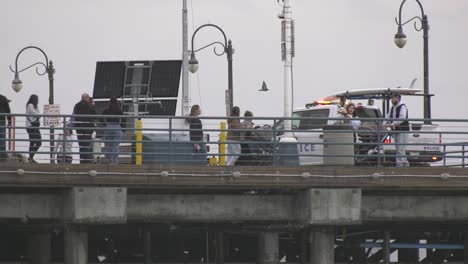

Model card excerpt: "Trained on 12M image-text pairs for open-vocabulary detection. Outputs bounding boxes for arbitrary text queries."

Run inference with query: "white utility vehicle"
[274,88,443,166]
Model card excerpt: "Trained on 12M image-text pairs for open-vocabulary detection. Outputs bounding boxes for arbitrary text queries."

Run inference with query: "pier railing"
[0,113,467,167]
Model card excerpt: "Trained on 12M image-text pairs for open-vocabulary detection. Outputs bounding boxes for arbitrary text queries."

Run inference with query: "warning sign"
[43,104,61,127]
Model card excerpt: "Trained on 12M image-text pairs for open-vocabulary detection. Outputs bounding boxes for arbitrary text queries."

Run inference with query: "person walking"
[72,93,95,164]
[102,96,124,164]
[0,94,12,161]
[188,105,207,163]
[238,110,254,165]
[386,93,410,167]
[25,94,41,163]
[226,106,241,166]
[53,125,73,163]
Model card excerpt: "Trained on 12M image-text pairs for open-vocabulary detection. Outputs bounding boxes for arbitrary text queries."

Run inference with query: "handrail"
[0,113,467,167]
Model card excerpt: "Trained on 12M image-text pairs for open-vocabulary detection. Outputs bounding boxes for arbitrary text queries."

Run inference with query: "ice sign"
[43,104,61,127]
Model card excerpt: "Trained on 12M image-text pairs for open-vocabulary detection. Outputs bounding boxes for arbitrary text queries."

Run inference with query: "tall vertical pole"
[281,0,295,141]
[422,14,431,124]
[227,40,234,115]
[181,0,190,117]
[48,61,55,164]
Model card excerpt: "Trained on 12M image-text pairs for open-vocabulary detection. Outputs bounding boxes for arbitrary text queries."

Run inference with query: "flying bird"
[259,81,269,92]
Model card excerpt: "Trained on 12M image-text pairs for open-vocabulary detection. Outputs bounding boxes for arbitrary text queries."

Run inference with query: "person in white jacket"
[25,94,41,163]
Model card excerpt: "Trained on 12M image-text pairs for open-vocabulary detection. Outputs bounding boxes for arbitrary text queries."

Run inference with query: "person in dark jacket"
[72,93,95,164]
[102,96,124,164]
[188,105,206,163]
[226,106,241,166]
[0,95,12,161]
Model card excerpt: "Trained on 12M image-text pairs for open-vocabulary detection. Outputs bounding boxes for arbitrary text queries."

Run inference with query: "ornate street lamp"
[10,46,56,163]
[394,0,431,124]
[188,24,234,115]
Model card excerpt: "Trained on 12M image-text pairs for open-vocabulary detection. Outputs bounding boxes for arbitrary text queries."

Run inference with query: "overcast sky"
[1,0,468,119]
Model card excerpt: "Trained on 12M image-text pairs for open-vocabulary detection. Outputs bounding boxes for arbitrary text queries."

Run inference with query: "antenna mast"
[181,0,190,116]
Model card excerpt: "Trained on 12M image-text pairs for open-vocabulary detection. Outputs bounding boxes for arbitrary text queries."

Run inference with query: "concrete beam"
[128,194,294,222]
[0,194,61,219]
[362,195,468,221]
[64,187,127,224]
[5,191,468,224]
[297,189,361,225]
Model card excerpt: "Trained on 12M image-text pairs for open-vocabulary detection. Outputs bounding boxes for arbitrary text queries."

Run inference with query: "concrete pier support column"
[398,238,419,263]
[215,231,224,264]
[28,232,51,264]
[383,231,390,264]
[298,229,308,264]
[64,226,88,264]
[310,228,334,264]
[464,231,468,264]
[144,229,151,264]
[258,232,279,264]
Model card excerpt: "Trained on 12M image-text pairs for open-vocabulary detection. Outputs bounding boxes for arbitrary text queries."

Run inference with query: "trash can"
[323,125,355,166]
[142,133,197,164]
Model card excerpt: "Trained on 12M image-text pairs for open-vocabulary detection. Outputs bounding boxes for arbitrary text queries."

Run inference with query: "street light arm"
[396,0,426,27]
[193,41,227,56]
[395,15,424,31]
[9,45,50,75]
[9,62,48,75]
[190,24,228,54]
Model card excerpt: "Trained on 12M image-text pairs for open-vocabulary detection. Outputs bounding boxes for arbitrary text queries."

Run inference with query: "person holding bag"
[25,94,41,163]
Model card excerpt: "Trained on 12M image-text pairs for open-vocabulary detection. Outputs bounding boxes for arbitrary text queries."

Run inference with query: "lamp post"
[10,46,55,163]
[188,24,234,116]
[394,0,431,124]
[278,0,296,141]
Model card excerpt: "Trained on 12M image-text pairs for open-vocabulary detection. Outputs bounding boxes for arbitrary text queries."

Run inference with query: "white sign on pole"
[43,104,61,127]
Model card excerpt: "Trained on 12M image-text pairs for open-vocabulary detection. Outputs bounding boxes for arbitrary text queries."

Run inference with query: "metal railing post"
[168,117,173,165]
[273,119,278,167]
[219,121,227,166]
[377,120,382,167]
[463,145,466,168]
[443,144,447,167]
[8,116,16,155]
[136,118,143,166]
[61,116,66,163]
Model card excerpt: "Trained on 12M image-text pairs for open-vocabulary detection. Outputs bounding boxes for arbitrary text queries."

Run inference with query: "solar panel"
[92,61,126,99]
[93,60,181,99]
[149,61,181,97]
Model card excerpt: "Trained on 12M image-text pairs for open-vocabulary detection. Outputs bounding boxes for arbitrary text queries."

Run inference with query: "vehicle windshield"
[355,107,381,119]
[273,109,330,132]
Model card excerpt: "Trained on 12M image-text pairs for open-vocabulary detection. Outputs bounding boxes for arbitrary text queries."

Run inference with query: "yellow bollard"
[219,121,227,166]
[209,156,218,166]
[136,119,143,165]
